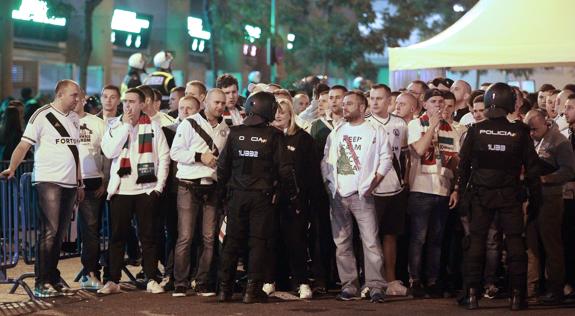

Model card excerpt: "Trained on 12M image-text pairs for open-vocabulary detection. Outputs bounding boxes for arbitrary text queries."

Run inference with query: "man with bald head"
[2,79,84,297]
[394,92,418,123]
[525,109,575,304]
[170,88,229,297]
[451,80,472,122]
[293,93,310,114]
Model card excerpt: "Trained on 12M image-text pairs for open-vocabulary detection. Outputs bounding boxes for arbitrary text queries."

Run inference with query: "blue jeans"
[330,193,386,295]
[174,185,218,287]
[408,192,449,284]
[35,182,77,287]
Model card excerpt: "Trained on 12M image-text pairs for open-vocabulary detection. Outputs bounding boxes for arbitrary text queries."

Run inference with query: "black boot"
[217,281,233,303]
[243,280,267,304]
[510,289,528,311]
[460,288,479,310]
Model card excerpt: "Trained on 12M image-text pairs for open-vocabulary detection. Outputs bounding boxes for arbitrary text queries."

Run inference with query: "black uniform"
[217,124,297,284]
[458,115,541,294]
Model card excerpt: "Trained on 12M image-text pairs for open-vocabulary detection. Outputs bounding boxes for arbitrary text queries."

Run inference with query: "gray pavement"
[0,258,574,315]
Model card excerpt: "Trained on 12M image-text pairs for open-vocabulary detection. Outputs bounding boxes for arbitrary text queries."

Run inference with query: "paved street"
[0,258,574,316]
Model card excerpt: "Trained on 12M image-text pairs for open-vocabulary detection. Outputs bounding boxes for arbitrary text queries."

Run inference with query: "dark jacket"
[535,127,575,195]
[278,128,323,211]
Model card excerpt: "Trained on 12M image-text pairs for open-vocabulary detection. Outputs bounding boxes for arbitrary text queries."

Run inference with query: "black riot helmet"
[484,82,516,116]
[243,91,278,126]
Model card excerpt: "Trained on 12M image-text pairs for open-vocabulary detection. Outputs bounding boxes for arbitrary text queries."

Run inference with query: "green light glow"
[187,17,211,40]
[111,9,150,33]
[12,0,67,26]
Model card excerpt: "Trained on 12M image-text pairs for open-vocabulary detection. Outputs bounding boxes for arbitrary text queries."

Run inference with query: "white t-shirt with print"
[78,113,106,179]
[335,122,374,197]
[407,118,459,197]
[22,104,80,187]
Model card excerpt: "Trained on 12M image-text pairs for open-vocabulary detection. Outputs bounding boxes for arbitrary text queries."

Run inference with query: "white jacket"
[170,111,229,181]
[321,120,393,199]
[101,117,170,199]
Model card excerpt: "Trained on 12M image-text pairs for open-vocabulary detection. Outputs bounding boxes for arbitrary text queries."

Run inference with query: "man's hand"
[365,173,384,197]
[1,168,15,179]
[449,191,459,209]
[122,111,135,126]
[77,187,85,203]
[94,183,107,199]
[429,110,442,128]
[201,151,217,168]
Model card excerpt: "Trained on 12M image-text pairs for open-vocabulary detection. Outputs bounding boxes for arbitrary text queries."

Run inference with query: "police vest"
[470,119,525,172]
[230,125,277,186]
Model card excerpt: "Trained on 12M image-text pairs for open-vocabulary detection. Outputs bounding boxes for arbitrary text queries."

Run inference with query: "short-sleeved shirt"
[22,104,80,187]
[78,113,106,179]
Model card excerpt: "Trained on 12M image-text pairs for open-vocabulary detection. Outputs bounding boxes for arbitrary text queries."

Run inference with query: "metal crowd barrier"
[0,178,35,300]
[0,160,34,181]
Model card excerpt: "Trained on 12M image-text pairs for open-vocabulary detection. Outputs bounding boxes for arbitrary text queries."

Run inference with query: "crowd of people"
[1,73,575,311]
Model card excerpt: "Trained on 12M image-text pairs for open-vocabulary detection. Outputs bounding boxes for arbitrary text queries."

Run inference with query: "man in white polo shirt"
[2,79,84,298]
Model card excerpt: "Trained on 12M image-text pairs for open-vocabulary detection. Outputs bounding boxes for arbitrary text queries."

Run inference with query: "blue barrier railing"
[19,172,81,265]
[0,160,34,181]
[0,177,35,300]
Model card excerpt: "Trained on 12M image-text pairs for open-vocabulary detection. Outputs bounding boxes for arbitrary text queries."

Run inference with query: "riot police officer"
[456,83,542,310]
[121,53,147,97]
[216,91,297,304]
[144,51,176,110]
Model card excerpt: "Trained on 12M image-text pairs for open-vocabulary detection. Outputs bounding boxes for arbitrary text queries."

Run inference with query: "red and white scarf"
[117,114,157,184]
[418,114,458,176]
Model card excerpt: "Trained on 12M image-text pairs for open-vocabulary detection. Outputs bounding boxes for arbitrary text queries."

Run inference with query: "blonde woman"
[262,99,323,299]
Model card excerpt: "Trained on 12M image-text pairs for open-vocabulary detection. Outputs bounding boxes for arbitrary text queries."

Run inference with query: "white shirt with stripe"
[22,104,81,188]
[367,113,408,196]
[78,113,106,180]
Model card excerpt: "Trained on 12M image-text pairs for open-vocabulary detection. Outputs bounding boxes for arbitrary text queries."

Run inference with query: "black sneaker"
[172,286,187,297]
[426,283,443,299]
[135,270,146,281]
[483,285,498,299]
[370,292,385,303]
[336,291,359,301]
[410,280,426,299]
[52,282,76,296]
[195,283,216,297]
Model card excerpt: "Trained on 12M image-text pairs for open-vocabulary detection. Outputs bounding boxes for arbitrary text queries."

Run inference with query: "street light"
[453,4,465,12]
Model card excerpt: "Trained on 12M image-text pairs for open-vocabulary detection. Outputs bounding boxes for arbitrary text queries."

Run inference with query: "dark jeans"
[407,192,449,283]
[309,189,336,288]
[158,191,178,278]
[565,199,575,288]
[174,184,217,288]
[218,190,274,283]
[109,193,159,283]
[526,193,565,295]
[266,200,310,286]
[463,197,526,292]
[78,189,104,275]
[35,182,77,287]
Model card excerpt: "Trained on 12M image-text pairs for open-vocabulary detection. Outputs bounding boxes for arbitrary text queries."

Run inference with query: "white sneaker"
[97,281,121,294]
[386,280,408,296]
[262,283,276,296]
[146,280,165,294]
[298,284,313,299]
[360,286,370,299]
[80,273,103,290]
